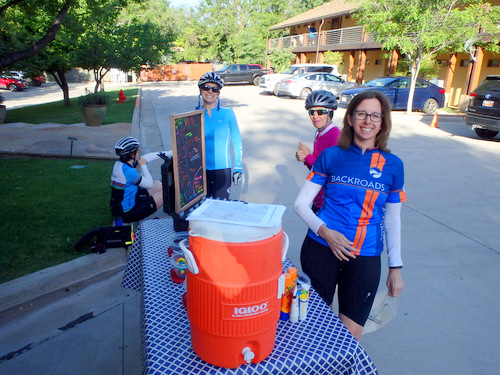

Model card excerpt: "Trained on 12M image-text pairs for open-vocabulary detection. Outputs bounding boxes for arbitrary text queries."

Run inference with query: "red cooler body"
[185,229,284,368]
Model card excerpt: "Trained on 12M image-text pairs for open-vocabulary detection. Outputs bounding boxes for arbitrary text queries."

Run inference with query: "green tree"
[75,0,175,93]
[5,0,175,102]
[0,0,74,69]
[394,55,441,80]
[354,0,500,112]
[0,0,141,70]
[22,8,85,106]
[171,0,328,64]
[323,51,344,73]
[268,47,296,72]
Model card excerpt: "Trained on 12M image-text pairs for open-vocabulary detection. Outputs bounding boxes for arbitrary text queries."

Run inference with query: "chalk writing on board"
[170,110,206,213]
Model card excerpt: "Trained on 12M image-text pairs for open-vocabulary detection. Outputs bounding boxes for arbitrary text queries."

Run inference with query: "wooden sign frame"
[170,110,206,213]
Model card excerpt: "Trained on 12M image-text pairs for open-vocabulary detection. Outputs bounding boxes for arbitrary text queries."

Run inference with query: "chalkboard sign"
[170,110,206,213]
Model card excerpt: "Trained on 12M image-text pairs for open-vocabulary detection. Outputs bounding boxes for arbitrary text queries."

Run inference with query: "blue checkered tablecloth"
[122,219,378,375]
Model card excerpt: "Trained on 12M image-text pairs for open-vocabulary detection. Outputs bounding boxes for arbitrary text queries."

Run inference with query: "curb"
[0,247,128,316]
[130,87,142,139]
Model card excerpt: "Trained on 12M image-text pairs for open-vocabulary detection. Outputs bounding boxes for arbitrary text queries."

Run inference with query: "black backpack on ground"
[74,226,133,254]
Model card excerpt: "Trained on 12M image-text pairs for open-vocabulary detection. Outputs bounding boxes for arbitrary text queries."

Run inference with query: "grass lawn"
[0,87,139,283]
[0,158,115,284]
[5,87,139,125]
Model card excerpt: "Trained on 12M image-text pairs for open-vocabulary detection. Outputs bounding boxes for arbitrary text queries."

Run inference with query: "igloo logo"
[232,302,269,317]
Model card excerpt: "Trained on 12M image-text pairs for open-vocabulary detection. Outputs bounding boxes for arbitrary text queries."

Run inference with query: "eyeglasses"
[308,109,331,116]
[200,85,220,93]
[353,110,384,122]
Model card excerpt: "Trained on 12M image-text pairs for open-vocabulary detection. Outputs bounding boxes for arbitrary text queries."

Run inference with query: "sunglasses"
[200,85,220,93]
[308,109,331,116]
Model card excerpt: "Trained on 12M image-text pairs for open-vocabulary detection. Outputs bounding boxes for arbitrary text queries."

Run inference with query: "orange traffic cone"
[430,112,439,128]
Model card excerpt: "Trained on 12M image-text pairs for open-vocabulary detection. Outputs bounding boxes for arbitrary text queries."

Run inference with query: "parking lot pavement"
[1,81,499,375]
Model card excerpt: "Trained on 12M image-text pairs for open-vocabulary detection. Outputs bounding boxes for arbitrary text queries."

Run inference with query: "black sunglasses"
[201,84,220,93]
[308,109,331,116]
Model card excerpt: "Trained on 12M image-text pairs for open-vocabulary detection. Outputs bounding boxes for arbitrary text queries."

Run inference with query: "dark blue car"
[339,77,445,114]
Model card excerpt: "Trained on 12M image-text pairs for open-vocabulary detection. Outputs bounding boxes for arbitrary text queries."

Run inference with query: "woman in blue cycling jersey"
[294,90,405,340]
[196,72,243,199]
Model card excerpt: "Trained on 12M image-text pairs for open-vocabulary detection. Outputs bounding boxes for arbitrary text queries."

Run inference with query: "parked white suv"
[259,63,339,95]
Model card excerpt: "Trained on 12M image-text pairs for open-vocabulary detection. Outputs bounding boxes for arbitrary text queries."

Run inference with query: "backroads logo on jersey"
[330,175,386,192]
[369,168,382,178]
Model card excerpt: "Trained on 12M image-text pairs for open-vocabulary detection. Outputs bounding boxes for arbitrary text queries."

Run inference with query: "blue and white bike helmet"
[115,136,140,161]
[198,72,224,88]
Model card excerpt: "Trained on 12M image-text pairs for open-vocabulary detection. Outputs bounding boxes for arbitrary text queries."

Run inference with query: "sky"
[169,0,200,8]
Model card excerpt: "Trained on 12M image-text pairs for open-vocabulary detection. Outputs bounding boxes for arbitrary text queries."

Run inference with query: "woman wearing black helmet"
[196,72,243,199]
[110,136,164,223]
[295,90,340,212]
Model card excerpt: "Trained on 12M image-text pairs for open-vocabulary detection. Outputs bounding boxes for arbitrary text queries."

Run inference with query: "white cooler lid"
[186,199,286,228]
[186,199,286,243]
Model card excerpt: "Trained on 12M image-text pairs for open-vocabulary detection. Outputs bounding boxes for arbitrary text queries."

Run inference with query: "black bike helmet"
[115,136,140,161]
[305,90,338,110]
[198,72,224,88]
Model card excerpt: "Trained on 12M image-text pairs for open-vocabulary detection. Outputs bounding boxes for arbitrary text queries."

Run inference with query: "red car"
[249,64,264,70]
[0,74,28,91]
[31,74,46,86]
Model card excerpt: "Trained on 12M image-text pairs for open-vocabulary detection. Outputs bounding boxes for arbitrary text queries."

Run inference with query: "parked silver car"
[259,63,339,96]
[277,73,359,100]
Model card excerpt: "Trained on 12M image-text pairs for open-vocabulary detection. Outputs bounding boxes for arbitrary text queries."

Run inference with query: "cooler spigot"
[242,347,255,364]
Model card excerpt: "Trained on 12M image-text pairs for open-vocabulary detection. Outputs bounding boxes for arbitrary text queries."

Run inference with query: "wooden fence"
[140,63,213,82]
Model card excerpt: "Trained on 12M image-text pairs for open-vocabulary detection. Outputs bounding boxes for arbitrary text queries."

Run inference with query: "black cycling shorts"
[206,168,231,200]
[300,235,381,326]
[122,188,157,223]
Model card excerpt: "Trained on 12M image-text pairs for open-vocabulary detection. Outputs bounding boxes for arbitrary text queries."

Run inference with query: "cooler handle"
[179,239,199,275]
[281,232,289,262]
[188,229,200,237]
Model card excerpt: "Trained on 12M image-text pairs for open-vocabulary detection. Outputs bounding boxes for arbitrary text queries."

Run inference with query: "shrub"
[78,91,109,107]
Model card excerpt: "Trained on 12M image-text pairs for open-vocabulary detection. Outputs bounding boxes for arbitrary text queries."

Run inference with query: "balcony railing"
[268,26,376,51]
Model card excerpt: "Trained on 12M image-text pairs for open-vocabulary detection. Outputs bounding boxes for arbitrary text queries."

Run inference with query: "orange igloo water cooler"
[180,199,288,369]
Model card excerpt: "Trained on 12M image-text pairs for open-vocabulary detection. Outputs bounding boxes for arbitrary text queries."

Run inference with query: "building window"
[438,59,448,66]
[375,59,382,65]
[459,60,470,67]
[488,59,499,67]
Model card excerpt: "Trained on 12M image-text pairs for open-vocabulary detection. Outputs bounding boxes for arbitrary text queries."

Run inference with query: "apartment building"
[266,0,500,108]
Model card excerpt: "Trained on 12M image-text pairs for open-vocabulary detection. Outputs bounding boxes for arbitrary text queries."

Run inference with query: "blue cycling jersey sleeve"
[203,107,243,171]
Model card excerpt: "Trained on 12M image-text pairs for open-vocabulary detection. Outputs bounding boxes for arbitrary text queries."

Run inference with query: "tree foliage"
[354,0,500,112]
[268,47,296,72]
[75,0,175,92]
[171,0,330,64]
[0,0,75,69]
[323,51,344,72]
[1,0,176,102]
